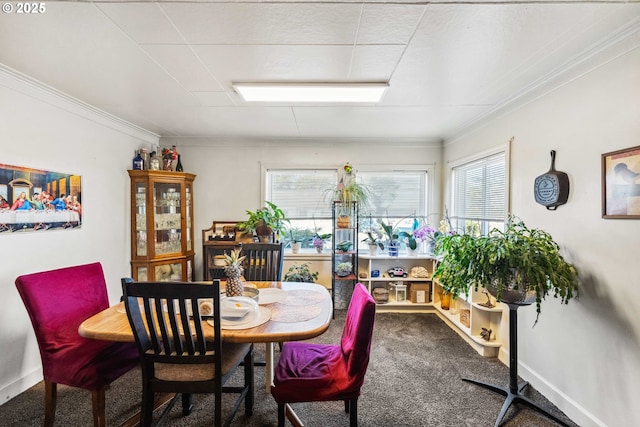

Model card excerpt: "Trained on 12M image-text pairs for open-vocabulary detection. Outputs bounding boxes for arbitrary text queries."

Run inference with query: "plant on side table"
[433,215,579,324]
[238,201,289,243]
[433,215,580,426]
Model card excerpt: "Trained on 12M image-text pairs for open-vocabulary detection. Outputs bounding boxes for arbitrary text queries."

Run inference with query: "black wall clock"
[534,150,569,210]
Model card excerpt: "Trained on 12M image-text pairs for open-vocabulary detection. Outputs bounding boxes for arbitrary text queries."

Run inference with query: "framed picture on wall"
[0,163,82,233]
[602,145,640,219]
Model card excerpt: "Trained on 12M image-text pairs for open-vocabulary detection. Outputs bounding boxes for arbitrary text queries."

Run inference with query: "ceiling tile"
[97,3,184,44]
[194,45,353,89]
[349,45,405,82]
[141,45,224,92]
[161,3,362,45]
[357,4,426,44]
[293,106,485,139]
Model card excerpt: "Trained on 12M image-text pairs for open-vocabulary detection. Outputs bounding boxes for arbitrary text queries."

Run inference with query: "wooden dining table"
[78,281,332,426]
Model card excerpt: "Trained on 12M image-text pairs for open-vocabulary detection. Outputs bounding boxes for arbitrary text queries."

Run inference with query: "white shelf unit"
[432,281,503,357]
[357,253,436,310]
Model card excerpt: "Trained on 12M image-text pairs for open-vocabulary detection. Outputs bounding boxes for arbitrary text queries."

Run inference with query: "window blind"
[267,169,336,219]
[451,152,506,234]
[358,171,428,218]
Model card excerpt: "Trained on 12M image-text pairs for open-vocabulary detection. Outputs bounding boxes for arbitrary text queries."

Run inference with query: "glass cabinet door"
[185,183,192,252]
[153,182,182,255]
[134,183,147,257]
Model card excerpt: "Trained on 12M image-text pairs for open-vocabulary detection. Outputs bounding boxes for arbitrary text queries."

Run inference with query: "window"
[450,151,506,235]
[266,167,431,250]
[266,169,336,248]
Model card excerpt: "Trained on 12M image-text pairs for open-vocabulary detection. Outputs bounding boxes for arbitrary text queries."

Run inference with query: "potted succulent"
[335,261,353,277]
[283,262,319,283]
[362,231,384,256]
[433,216,579,324]
[238,201,289,243]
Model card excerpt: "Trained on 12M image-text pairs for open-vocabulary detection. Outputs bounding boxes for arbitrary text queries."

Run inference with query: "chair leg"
[181,393,193,416]
[344,399,349,413]
[140,383,155,427]
[44,381,57,427]
[245,345,255,416]
[349,398,358,427]
[91,388,106,427]
[277,403,286,427]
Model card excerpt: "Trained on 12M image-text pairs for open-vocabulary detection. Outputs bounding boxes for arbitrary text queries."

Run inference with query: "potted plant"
[336,240,353,252]
[283,262,319,283]
[362,231,384,256]
[433,216,579,324]
[380,220,402,257]
[287,228,301,254]
[335,261,353,277]
[325,167,372,226]
[238,201,289,242]
[312,231,332,253]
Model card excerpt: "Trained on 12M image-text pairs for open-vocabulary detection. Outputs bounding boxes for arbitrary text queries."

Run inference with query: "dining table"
[78,280,332,427]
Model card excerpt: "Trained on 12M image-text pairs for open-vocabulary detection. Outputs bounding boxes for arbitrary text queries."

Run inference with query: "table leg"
[286,404,305,427]
[265,342,274,393]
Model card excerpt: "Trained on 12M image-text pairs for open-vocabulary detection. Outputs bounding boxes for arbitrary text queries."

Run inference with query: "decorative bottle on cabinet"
[132,150,144,170]
[128,170,196,282]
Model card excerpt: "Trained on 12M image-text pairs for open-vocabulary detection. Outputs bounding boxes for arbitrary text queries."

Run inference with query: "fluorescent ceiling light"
[233,83,388,103]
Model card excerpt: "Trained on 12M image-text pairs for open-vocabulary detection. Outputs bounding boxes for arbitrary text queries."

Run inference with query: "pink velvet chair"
[271,283,376,427]
[15,262,139,427]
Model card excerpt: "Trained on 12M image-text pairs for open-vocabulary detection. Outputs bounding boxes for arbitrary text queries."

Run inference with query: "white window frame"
[448,144,510,235]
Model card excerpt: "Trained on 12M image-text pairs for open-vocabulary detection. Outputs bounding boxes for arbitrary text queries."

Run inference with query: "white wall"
[0,69,158,403]
[161,137,443,282]
[442,36,640,426]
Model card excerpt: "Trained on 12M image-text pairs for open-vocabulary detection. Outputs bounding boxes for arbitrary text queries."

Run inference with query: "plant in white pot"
[362,231,384,256]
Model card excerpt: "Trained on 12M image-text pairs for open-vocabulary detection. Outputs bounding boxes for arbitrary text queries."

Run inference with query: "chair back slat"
[122,280,221,365]
[241,242,284,281]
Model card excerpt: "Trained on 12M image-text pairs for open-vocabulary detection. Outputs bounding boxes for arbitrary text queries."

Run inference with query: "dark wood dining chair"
[15,262,139,427]
[121,278,254,427]
[271,283,376,427]
[241,242,284,281]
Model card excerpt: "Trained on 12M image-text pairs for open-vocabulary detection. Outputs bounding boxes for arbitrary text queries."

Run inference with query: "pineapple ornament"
[224,248,246,297]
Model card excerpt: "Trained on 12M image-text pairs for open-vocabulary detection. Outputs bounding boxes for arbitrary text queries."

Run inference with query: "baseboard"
[0,367,42,406]
[518,360,606,427]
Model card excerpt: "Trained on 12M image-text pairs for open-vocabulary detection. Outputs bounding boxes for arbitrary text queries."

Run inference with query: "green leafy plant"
[283,262,319,283]
[361,231,384,249]
[238,201,289,238]
[335,261,353,276]
[433,216,579,324]
[336,240,353,252]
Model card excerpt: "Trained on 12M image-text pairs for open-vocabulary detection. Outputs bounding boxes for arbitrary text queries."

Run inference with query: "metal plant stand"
[462,303,570,427]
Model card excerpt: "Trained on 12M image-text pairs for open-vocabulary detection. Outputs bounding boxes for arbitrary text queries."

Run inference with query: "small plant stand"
[462,304,570,427]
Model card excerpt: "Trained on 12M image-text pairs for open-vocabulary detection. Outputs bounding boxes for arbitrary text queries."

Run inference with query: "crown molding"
[445,17,640,146]
[0,64,159,144]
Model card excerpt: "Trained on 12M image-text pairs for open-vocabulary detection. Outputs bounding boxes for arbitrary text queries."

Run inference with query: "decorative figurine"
[479,289,495,308]
[481,327,492,341]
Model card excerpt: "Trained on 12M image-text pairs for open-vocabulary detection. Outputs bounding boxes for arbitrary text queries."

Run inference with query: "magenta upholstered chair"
[271,283,376,427]
[15,262,139,427]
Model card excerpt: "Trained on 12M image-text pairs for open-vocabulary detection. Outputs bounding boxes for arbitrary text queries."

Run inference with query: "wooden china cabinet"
[128,170,196,282]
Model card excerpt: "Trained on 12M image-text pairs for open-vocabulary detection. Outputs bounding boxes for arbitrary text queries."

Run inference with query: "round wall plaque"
[534,150,569,210]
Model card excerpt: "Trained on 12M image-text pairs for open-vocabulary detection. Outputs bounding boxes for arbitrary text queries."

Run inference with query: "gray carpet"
[1,312,578,426]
